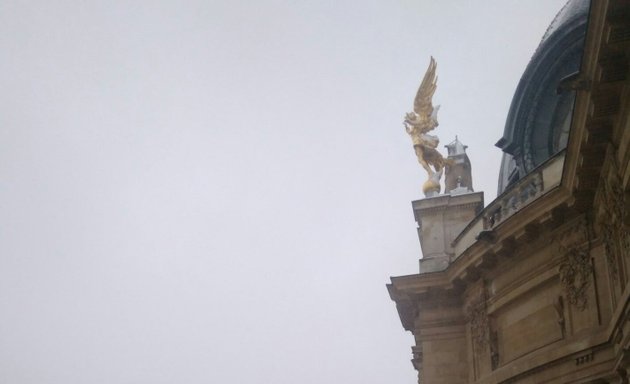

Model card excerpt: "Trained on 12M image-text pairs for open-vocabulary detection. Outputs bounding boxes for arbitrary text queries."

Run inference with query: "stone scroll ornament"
[404,57,452,197]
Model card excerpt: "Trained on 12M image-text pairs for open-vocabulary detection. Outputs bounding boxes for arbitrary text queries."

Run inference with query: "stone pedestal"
[413,191,484,273]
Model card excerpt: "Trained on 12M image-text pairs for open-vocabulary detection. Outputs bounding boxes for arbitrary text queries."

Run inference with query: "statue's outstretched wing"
[413,57,438,131]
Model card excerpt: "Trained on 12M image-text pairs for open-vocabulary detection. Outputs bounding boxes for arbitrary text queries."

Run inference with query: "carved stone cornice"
[388,273,462,331]
[412,191,484,217]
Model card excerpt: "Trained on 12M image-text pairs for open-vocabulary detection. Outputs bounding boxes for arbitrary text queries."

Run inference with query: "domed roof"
[541,0,591,42]
[496,0,590,194]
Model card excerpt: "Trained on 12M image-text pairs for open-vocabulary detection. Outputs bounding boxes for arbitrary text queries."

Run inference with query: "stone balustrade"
[451,151,565,261]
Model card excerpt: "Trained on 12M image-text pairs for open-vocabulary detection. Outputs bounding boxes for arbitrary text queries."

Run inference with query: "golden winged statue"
[404,57,451,196]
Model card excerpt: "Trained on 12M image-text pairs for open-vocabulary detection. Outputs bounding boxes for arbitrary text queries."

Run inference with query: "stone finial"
[445,135,468,157]
[444,136,474,194]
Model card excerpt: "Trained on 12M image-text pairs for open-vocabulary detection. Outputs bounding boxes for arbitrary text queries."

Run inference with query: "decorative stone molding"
[465,288,489,350]
[485,170,543,229]
[575,351,594,365]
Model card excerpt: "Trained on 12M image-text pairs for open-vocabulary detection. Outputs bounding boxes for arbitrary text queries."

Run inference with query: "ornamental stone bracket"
[390,294,419,332]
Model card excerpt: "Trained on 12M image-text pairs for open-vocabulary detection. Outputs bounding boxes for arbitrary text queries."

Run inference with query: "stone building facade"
[387,0,630,382]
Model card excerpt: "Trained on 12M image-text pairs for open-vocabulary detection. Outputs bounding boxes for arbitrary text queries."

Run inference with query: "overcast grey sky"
[1,1,568,383]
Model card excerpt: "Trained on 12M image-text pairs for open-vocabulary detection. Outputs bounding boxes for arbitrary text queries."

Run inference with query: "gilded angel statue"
[404,57,451,196]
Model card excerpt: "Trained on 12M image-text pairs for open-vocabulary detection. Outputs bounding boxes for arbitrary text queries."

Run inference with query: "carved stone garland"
[557,218,593,311]
[558,246,593,311]
[465,289,489,350]
[600,173,630,282]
